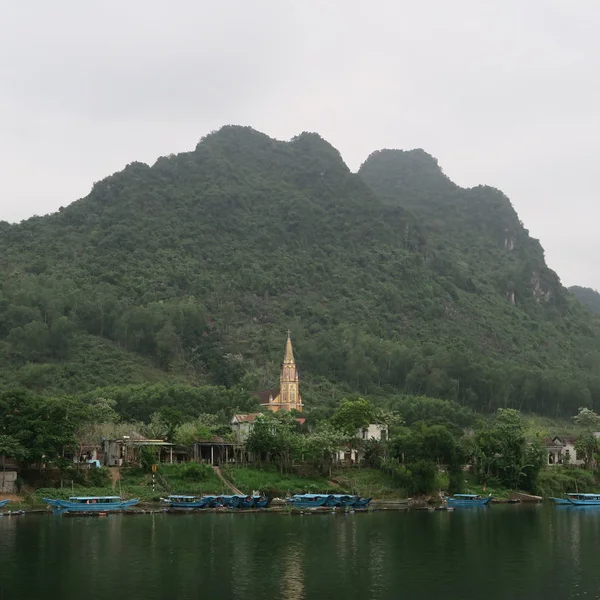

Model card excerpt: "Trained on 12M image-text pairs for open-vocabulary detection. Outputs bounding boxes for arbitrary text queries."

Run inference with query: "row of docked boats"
[285,494,371,508]
[162,494,270,509]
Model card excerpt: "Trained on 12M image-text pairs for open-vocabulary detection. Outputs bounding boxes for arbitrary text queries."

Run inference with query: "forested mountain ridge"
[1,125,599,416]
[569,286,600,315]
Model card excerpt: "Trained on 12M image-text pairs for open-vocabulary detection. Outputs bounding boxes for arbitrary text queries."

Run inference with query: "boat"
[550,493,599,505]
[161,495,217,509]
[445,494,492,507]
[285,494,337,508]
[330,494,372,508]
[42,496,140,513]
[565,493,600,506]
[509,492,542,503]
[253,495,271,508]
[220,495,257,509]
[0,499,10,509]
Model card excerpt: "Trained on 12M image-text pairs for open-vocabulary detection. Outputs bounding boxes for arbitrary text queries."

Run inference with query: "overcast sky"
[1,0,599,289]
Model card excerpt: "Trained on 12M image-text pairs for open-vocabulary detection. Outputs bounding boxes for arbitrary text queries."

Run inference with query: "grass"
[222,466,339,496]
[330,468,408,499]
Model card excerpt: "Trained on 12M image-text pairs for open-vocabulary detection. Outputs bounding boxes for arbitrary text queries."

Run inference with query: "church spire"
[284,329,295,364]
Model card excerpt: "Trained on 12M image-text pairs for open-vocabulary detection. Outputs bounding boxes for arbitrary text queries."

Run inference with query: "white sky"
[1,0,599,289]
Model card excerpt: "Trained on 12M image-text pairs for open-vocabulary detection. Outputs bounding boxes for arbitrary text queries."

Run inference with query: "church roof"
[253,388,279,404]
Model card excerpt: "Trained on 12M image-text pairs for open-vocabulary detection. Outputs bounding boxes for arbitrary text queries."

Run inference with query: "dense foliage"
[1,126,600,417]
[569,286,600,315]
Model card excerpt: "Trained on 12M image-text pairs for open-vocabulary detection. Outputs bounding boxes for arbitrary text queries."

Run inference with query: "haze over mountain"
[1,126,599,417]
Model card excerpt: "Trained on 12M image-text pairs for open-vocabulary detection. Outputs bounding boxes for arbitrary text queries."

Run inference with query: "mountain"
[569,286,600,315]
[1,126,599,416]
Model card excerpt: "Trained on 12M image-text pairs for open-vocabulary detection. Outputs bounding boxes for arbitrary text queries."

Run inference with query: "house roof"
[232,413,262,423]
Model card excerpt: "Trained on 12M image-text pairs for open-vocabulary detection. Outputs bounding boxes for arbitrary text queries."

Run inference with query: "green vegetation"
[0,126,599,417]
[569,286,600,315]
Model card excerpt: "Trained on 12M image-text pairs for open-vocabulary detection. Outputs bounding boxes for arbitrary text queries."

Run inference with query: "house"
[0,455,19,494]
[545,436,583,467]
[337,423,389,464]
[103,436,177,467]
[192,438,242,465]
[253,333,303,413]
[230,413,306,443]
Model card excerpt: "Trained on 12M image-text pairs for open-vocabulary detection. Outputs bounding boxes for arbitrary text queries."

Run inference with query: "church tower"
[279,331,302,412]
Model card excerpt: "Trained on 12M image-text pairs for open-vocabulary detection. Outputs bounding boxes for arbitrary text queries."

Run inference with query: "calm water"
[1,506,600,600]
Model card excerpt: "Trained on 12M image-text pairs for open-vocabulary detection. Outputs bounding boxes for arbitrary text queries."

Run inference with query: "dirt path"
[109,467,121,490]
[212,466,243,495]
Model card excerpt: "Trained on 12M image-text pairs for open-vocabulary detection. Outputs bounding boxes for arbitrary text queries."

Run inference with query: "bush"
[87,467,111,487]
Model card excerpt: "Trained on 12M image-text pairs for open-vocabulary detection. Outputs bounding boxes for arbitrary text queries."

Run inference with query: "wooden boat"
[446,494,492,507]
[509,492,542,503]
[161,495,217,509]
[42,496,140,513]
[285,494,337,508]
[0,499,10,509]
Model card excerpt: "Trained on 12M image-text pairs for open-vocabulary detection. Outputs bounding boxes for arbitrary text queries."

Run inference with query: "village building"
[336,423,389,464]
[545,436,583,467]
[103,436,183,467]
[254,332,303,413]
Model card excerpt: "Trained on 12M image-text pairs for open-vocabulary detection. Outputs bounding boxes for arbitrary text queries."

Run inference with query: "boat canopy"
[168,495,198,500]
[452,494,481,498]
[292,494,331,499]
[69,496,121,501]
[568,493,600,498]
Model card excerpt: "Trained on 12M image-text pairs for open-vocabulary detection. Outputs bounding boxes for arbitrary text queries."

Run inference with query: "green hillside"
[569,286,600,315]
[1,126,599,416]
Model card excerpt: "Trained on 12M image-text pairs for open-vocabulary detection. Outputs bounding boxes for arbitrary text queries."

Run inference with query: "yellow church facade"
[255,332,303,413]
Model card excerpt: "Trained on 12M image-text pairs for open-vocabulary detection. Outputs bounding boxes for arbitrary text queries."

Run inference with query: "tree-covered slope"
[1,126,599,416]
[569,286,600,315]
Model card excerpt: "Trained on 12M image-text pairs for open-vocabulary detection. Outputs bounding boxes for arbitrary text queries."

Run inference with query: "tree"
[330,398,377,435]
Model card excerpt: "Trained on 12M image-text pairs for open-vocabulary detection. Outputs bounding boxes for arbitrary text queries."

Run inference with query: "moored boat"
[42,496,140,513]
[0,499,10,509]
[565,493,600,506]
[161,495,218,509]
[446,494,492,507]
[285,494,337,508]
[550,493,598,505]
[220,495,257,509]
[330,494,372,508]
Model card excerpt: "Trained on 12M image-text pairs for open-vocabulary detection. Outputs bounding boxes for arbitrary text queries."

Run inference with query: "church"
[254,332,303,413]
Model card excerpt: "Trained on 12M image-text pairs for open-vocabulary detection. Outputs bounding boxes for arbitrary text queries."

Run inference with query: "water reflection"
[5,508,600,599]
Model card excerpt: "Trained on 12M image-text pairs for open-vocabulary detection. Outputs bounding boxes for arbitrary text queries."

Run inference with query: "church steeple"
[279,331,302,412]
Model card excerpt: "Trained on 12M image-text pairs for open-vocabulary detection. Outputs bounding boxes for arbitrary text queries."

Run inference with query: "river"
[1,505,599,600]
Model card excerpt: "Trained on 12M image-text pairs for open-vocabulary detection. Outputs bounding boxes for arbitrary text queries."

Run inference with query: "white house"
[545,436,583,467]
[336,423,388,463]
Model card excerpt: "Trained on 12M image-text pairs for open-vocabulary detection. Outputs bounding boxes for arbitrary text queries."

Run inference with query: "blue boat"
[161,495,217,509]
[330,494,372,508]
[285,494,337,508]
[551,494,580,505]
[565,493,600,506]
[446,494,492,507]
[253,495,271,508]
[0,500,10,509]
[220,495,256,509]
[42,496,140,513]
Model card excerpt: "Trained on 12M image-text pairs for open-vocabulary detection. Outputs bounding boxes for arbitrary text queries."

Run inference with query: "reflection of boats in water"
[552,493,600,506]
[446,494,492,507]
[43,496,139,513]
